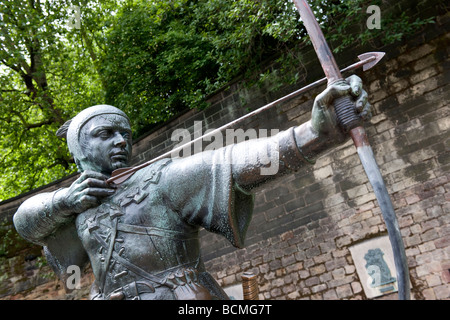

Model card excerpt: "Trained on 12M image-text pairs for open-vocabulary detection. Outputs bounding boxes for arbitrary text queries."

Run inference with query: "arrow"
[106,51,384,185]
[292,0,410,299]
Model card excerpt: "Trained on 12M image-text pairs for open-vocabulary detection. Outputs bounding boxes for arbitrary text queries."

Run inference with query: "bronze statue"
[13,76,370,300]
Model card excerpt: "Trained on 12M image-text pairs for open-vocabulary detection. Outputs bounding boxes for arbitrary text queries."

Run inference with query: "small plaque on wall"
[349,235,408,298]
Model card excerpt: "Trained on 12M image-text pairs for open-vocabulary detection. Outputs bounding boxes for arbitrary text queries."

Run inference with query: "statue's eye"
[97,130,112,139]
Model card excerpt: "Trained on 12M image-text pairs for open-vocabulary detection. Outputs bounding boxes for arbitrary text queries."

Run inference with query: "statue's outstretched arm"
[231,75,370,192]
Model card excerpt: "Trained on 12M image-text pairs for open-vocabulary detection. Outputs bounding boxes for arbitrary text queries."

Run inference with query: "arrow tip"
[358,52,385,71]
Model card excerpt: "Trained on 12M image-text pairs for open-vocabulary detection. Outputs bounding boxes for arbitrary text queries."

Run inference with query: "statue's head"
[57,105,132,175]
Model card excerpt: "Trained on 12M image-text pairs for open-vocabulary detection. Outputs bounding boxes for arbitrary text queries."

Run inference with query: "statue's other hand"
[311,74,371,143]
[60,170,116,214]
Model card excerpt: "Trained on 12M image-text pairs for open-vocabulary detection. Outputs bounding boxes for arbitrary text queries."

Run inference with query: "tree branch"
[0,57,22,73]
[9,109,53,130]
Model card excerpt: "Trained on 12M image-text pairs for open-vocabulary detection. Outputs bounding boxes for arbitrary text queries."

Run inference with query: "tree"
[100,0,436,137]
[100,0,307,136]
[0,0,111,200]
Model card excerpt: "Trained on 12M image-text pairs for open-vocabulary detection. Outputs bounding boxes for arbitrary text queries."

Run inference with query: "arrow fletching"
[108,167,136,184]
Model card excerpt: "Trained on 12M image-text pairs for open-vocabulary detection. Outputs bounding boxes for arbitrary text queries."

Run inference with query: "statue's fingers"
[360,101,372,121]
[85,187,116,197]
[346,74,363,97]
[355,90,369,112]
[316,81,350,108]
[79,170,110,182]
[82,177,114,189]
[74,194,100,212]
[330,81,351,99]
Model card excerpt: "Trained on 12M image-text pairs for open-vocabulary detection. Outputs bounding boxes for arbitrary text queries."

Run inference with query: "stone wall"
[200,16,450,300]
[200,15,450,299]
[0,2,448,300]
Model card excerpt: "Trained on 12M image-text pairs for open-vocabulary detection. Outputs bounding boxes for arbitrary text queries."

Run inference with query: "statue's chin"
[111,161,129,170]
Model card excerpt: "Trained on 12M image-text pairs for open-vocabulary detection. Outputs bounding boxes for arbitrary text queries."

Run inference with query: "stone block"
[336,284,353,299]
[398,43,436,65]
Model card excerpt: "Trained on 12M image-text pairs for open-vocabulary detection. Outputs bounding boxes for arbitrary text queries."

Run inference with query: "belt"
[107,280,156,300]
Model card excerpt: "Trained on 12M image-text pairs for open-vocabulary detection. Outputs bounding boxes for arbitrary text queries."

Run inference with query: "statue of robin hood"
[13,76,371,300]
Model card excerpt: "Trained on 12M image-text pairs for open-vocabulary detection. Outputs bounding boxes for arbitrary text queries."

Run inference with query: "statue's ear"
[56,119,72,139]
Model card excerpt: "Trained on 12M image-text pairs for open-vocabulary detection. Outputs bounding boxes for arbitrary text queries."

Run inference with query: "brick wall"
[201,14,450,300]
[0,4,448,300]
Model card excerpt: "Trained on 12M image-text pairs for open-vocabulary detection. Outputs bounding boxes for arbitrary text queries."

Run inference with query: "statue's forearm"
[231,121,335,192]
[293,120,337,161]
[13,189,74,245]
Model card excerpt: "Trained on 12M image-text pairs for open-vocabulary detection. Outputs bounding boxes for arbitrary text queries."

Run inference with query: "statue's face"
[78,114,132,175]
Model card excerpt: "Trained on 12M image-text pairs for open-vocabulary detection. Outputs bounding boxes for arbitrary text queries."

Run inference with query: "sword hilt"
[333,95,361,133]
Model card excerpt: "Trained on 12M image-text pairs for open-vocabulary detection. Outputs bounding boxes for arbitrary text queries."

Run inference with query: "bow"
[292,0,410,299]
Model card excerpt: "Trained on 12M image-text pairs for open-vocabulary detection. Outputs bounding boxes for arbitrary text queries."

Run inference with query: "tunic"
[75,146,254,299]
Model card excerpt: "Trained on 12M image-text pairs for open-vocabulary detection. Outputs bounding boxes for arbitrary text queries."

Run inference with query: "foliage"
[0,0,437,200]
[0,0,115,200]
[101,0,436,136]
[100,0,305,136]
[324,0,436,52]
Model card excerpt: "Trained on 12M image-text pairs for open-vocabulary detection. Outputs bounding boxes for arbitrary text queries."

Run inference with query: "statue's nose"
[113,132,127,147]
